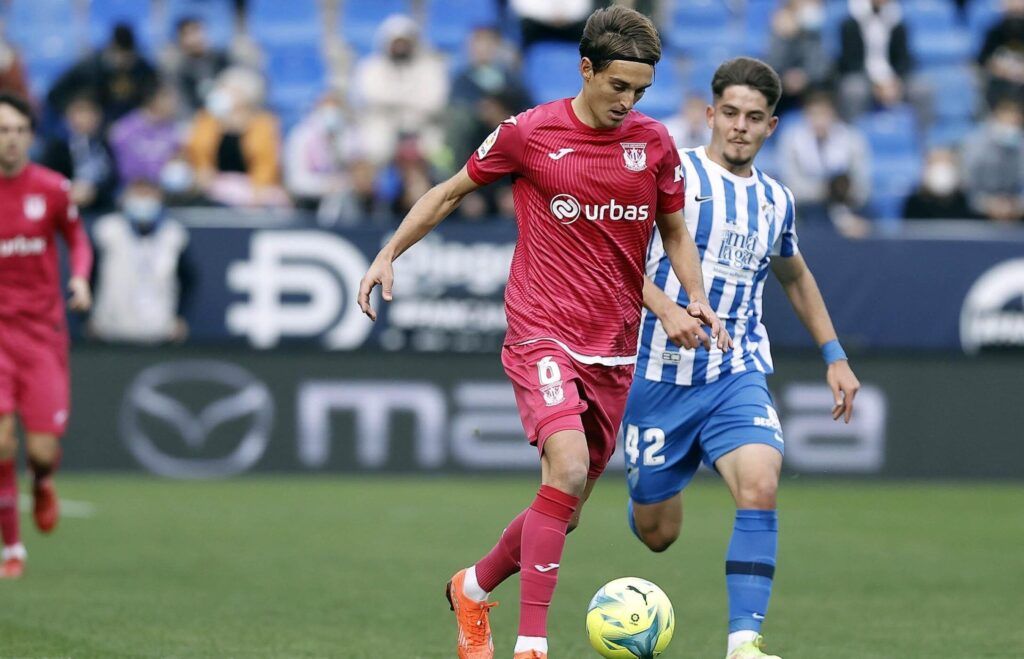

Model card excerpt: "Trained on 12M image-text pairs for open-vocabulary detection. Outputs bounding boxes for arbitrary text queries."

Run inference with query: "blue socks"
[725,509,778,633]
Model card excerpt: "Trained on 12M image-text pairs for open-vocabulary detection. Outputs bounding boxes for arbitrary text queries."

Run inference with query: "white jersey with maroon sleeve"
[466,99,684,364]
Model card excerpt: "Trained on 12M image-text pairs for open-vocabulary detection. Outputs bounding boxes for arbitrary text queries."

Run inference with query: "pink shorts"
[501,341,634,480]
[0,317,70,435]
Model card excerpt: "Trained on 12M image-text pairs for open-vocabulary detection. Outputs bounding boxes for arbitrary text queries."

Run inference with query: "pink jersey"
[467,99,684,361]
[0,163,92,326]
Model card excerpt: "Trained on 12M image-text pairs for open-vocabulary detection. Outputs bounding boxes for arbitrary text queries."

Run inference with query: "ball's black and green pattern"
[586,577,675,658]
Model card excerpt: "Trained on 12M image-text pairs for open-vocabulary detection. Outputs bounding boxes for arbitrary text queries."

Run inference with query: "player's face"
[0,104,32,174]
[581,59,654,128]
[707,85,778,172]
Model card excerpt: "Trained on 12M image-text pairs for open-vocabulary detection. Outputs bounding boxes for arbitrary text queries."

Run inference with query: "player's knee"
[636,517,681,553]
[546,460,589,497]
[736,476,778,509]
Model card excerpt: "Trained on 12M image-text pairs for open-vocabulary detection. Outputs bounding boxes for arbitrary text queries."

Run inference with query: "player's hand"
[685,301,733,352]
[659,303,710,350]
[826,360,860,424]
[357,255,394,322]
[67,276,91,312]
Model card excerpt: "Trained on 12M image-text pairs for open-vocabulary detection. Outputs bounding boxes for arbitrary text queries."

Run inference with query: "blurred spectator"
[977,0,1024,108]
[183,66,288,207]
[961,98,1024,222]
[510,0,592,51]
[0,30,30,101]
[662,94,712,149]
[46,23,158,124]
[447,90,519,218]
[316,158,391,227]
[159,16,232,114]
[767,0,832,116]
[40,94,118,214]
[89,180,194,345]
[389,135,441,218]
[778,89,872,236]
[109,82,184,187]
[451,27,530,108]
[837,0,930,124]
[284,94,358,210]
[902,147,977,219]
[352,14,449,164]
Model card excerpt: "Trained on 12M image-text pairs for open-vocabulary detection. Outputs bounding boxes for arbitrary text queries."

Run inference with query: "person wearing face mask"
[962,98,1024,222]
[283,94,358,212]
[767,0,832,116]
[902,147,976,219]
[351,14,449,165]
[89,180,194,344]
[183,66,288,207]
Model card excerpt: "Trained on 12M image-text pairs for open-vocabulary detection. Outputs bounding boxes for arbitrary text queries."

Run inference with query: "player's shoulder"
[25,163,71,194]
[511,99,569,134]
[755,167,794,202]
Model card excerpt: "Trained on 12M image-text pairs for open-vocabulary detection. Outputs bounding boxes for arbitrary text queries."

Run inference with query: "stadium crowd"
[1,0,1022,238]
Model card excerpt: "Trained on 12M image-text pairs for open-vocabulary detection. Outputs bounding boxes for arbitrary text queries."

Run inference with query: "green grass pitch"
[0,475,1020,658]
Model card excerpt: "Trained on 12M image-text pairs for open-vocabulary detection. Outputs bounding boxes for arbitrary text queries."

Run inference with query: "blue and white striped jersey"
[636,146,799,386]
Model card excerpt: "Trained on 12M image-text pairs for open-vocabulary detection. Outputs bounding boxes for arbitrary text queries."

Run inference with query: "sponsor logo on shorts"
[540,382,564,406]
[753,404,784,443]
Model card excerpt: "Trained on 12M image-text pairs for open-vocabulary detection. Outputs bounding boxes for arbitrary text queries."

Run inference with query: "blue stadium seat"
[927,119,974,148]
[856,107,919,157]
[742,0,779,58]
[902,0,958,32]
[424,0,500,53]
[641,58,683,119]
[672,0,733,29]
[523,42,581,103]
[248,0,321,45]
[340,0,412,55]
[924,66,978,122]
[87,0,154,49]
[870,153,922,219]
[911,28,973,67]
[968,0,1002,52]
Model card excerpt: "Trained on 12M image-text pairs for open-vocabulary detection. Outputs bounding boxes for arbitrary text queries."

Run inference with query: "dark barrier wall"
[64,346,1024,479]
[146,219,1024,353]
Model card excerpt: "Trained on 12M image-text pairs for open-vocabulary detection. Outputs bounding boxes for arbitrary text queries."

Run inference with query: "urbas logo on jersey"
[0,235,47,257]
[549,194,650,226]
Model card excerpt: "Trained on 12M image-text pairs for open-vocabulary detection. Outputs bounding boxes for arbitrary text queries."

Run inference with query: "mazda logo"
[120,360,273,479]
[549,194,581,224]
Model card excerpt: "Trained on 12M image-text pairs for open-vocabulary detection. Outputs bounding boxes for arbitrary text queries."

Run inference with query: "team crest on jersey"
[477,125,501,160]
[620,142,647,171]
[761,201,775,224]
[23,195,46,221]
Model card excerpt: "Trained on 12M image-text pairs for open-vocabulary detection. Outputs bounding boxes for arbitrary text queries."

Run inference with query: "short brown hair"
[711,57,782,111]
[0,92,35,131]
[579,6,662,73]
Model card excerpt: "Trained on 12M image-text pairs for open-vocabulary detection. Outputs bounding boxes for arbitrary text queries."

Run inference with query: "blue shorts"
[622,371,785,505]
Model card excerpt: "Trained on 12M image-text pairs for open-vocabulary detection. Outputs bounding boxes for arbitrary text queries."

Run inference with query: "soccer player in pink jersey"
[358,7,731,658]
[0,93,93,579]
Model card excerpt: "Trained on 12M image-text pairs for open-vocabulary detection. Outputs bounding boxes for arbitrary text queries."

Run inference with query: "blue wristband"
[821,339,847,365]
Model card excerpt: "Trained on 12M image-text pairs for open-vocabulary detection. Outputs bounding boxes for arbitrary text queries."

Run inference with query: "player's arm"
[358,166,482,320]
[770,253,860,423]
[57,188,93,312]
[654,210,732,351]
[642,276,710,350]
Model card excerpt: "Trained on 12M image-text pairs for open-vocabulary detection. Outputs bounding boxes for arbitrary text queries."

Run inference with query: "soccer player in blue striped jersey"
[623,58,861,659]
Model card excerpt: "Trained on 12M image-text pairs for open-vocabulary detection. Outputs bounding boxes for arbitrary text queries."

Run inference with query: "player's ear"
[766,114,779,137]
[580,57,594,83]
[705,103,715,129]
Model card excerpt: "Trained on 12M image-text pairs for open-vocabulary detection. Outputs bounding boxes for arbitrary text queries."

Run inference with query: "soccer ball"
[586,577,675,658]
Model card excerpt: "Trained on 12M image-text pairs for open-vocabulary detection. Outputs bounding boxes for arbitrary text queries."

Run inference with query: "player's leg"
[17,333,69,535]
[702,373,785,659]
[621,375,705,552]
[25,432,60,533]
[0,413,25,578]
[513,427,587,656]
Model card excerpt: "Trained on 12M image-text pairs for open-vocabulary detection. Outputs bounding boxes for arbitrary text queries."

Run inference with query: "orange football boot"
[33,477,58,533]
[0,556,23,579]
[446,568,498,659]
